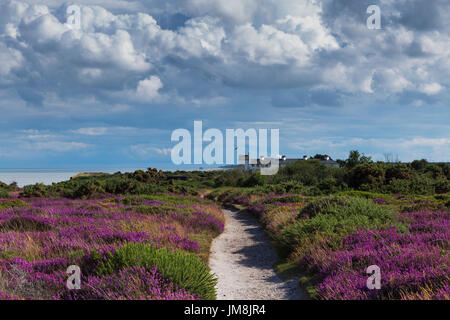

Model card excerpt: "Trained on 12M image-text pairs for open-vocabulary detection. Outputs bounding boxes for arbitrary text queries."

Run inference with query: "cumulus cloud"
[419,82,443,95]
[135,75,163,101]
[0,0,448,109]
[0,0,448,168]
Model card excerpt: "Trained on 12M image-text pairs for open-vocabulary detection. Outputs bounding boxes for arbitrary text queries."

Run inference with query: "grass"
[95,242,218,300]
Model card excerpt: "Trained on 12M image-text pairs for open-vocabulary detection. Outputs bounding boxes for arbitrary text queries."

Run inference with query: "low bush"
[95,243,218,300]
[21,183,49,198]
[0,199,28,209]
[280,197,401,252]
[0,217,52,232]
[0,189,10,199]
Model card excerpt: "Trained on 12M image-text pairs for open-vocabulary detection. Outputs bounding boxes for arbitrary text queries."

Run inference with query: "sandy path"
[209,208,308,300]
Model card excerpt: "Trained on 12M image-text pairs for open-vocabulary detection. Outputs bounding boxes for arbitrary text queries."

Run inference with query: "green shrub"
[21,183,49,197]
[0,181,17,192]
[241,172,267,187]
[347,162,385,190]
[334,190,395,200]
[385,164,416,182]
[0,249,17,259]
[134,205,178,215]
[411,159,428,171]
[0,189,10,199]
[278,181,305,193]
[263,194,306,204]
[95,243,217,300]
[72,181,105,199]
[384,176,436,195]
[317,177,339,194]
[303,186,323,196]
[434,179,450,194]
[0,199,28,209]
[275,160,332,186]
[298,197,347,219]
[425,164,444,179]
[280,197,401,251]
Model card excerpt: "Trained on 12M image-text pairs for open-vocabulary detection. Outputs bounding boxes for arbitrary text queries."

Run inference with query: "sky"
[0,0,449,169]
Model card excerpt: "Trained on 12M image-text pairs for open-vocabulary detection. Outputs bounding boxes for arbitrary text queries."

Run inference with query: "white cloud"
[289,136,450,162]
[419,82,443,95]
[23,141,91,152]
[372,69,412,94]
[228,23,311,66]
[135,75,163,101]
[0,0,448,108]
[72,127,108,136]
[130,144,171,156]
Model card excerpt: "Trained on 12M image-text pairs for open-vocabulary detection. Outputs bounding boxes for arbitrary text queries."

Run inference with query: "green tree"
[346,150,372,168]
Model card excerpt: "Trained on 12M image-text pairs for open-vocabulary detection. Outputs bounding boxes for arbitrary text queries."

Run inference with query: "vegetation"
[211,188,448,300]
[95,243,217,299]
[0,193,223,300]
[0,150,448,300]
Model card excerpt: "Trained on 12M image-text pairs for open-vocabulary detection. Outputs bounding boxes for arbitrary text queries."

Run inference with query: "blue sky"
[0,0,449,169]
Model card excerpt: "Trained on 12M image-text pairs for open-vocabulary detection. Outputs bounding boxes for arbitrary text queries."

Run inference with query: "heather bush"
[60,265,198,300]
[280,197,400,251]
[0,194,223,300]
[309,211,450,300]
[0,217,52,233]
[95,243,217,299]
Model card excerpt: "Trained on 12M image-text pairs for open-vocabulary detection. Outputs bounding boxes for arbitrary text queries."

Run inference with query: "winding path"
[209,208,308,300]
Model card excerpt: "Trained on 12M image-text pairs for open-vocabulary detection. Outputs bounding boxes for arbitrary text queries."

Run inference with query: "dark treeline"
[188,150,450,196]
[1,150,449,199]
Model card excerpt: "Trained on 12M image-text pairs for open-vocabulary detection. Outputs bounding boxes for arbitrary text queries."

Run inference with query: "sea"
[0,168,144,188]
[0,166,221,187]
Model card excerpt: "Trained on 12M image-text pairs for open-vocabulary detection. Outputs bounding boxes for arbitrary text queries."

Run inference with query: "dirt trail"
[209,208,308,300]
